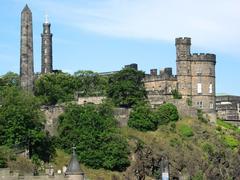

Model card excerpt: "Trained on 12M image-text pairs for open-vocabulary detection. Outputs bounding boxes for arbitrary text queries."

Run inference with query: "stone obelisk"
[20,4,34,92]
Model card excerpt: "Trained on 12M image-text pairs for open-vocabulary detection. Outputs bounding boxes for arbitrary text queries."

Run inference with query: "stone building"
[144,37,216,120]
[41,15,53,74]
[20,5,34,92]
[216,95,240,124]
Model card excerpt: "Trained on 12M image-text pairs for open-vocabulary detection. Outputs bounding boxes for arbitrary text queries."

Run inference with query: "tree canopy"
[34,72,77,105]
[74,70,108,97]
[107,68,146,108]
[0,87,55,162]
[128,102,157,131]
[58,103,130,171]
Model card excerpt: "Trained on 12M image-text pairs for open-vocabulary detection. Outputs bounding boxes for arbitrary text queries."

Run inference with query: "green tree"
[155,103,179,125]
[34,72,77,105]
[107,68,146,108]
[74,70,108,97]
[0,72,19,87]
[58,103,130,171]
[128,102,157,131]
[0,87,55,162]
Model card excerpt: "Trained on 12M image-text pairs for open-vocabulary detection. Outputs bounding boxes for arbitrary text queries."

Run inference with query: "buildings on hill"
[19,5,240,123]
[144,37,216,121]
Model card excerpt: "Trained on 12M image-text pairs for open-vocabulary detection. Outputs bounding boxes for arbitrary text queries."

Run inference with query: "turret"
[175,37,191,60]
[175,37,192,97]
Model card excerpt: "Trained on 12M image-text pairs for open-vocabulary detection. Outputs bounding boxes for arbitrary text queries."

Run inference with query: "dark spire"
[66,147,84,175]
[22,4,31,12]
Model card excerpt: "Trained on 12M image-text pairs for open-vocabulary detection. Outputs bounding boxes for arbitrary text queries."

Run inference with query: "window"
[44,48,47,54]
[209,83,212,94]
[210,103,213,109]
[197,101,203,109]
[197,68,202,75]
[197,83,202,94]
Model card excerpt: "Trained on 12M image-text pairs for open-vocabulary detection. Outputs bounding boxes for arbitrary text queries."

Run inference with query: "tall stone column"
[41,15,53,74]
[20,4,34,92]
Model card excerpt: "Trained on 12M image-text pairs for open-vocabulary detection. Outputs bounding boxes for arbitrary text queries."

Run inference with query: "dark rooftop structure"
[66,147,84,176]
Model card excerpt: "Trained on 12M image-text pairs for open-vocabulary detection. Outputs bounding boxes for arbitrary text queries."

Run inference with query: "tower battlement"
[175,37,191,45]
[191,53,216,63]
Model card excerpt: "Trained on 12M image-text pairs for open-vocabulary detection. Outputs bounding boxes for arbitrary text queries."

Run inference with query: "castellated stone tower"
[41,15,53,74]
[20,4,34,92]
[176,37,216,120]
[175,37,192,97]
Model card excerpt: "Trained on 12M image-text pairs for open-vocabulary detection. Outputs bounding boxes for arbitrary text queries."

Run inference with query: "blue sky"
[0,0,239,95]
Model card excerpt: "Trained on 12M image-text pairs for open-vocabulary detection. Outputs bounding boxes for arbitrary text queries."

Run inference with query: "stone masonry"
[20,5,34,92]
[41,15,53,74]
[144,37,216,121]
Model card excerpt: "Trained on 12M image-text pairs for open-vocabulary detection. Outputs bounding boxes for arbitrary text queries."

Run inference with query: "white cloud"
[26,0,240,55]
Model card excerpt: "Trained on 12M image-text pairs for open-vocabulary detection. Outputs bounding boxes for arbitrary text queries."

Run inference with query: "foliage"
[107,67,146,108]
[0,146,15,168]
[0,72,19,88]
[34,72,77,105]
[202,143,214,156]
[128,102,157,131]
[155,103,179,125]
[0,87,55,162]
[197,109,208,123]
[217,119,240,133]
[221,135,239,149]
[178,124,194,137]
[58,103,130,171]
[192,171,204,180]
[74,70,108,97]
[186,98,192,106]
[8,156,34,174]
[171,89,182,99]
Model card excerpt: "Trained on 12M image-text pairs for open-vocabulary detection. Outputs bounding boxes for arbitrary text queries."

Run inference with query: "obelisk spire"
[20,4,34,92]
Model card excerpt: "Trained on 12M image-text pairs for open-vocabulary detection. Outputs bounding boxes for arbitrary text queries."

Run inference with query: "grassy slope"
[54,118,240,179]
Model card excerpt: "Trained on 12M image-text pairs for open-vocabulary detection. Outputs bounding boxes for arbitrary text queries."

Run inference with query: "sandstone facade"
[144,37,216,121]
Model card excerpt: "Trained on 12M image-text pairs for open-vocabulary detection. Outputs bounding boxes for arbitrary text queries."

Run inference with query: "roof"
[22,4,31,12]
[66,147,84,175]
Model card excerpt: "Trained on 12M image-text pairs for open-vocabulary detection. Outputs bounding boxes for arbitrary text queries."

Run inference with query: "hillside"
[53,118,240,180]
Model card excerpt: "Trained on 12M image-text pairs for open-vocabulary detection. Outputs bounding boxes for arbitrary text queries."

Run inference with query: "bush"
[202,143,214,156]
[178,124,194,137]
[222,135,239,149]
[0,146,15,168]
[197,110,208,123]
[171,89,182,99]
[128,102,157,131]
[155,103,179,125]
[58,103,130,171]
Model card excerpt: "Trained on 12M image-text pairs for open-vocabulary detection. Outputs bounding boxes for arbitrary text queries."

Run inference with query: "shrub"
[58,103,130,171]
[128,102,157,131]
[155,103,179,125]
[178,124,194,137]
[222,135,239,149]
[169,138,181,147]
[202,143,214,156]
[186,98,192,106]
[0,146,15,168]
[197,109,208,123]
[171,89,182,99]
